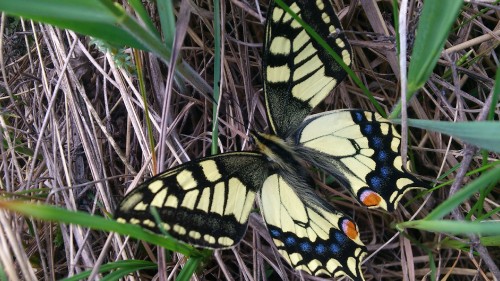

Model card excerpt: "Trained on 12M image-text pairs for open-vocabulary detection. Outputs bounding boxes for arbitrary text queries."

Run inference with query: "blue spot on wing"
[315,244,326,255]
[270,229,281,238]
[354,112,363,122]
[370,176,382,188]
[329,243,340,254]
[300,242,312,252]
[285,236,296,246]
[363,124,373,134]
[381,166,391,177]
[378,151,388,161]
[372,137,383,148]
[334,232,347,243]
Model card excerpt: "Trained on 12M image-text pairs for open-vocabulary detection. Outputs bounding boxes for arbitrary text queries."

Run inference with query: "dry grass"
[0,0,499,280]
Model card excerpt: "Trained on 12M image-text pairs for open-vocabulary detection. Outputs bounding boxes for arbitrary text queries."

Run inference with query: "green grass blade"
[0,266,6,281]
[61,260,157,281]
[100,267,154,281]
[396,119,500,153]
[211,0,221,155]
[390,0,463,118]
[488,68,500,120]
[407,1,463,93]
[441,235,500,251]
[0,200,201,257]
[407,0,463,93]
[0,0,212,96]
[177,255,205,281]
[398,220,500,236]
[425,166,500,220]
[0,0,147,49]
[127,0,159,37]
[157,0,176,47]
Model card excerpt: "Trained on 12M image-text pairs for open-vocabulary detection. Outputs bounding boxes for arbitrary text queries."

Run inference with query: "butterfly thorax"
[251,131,312,187]
[251,132,296,165]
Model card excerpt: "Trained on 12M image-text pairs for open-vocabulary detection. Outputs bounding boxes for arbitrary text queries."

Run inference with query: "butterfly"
[115,0,427,280]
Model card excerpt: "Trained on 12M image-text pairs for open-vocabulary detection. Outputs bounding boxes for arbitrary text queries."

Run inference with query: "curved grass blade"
[396,119,500,153]
[0,200,204,257]
[61,260,157,281]
[390,0,463,118]
[0,0,212,97]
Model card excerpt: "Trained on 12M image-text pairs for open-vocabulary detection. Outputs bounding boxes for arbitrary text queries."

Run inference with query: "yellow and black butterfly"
[115,0,427,280]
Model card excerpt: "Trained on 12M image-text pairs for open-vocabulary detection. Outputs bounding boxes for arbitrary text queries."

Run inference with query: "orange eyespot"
[341,219,359,240]
[360,190,382,208]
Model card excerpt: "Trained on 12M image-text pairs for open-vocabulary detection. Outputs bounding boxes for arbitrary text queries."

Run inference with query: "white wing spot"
[335,38,345,48]
[165,195,179,208]
[176,169,197,190]
[322,12,330,24]
[200,160,222,182]
[181,189,199,209]
[204,234,216,244]
[143,219,156,228]
[266,65,291,83]
[270,36,291,55]
[329,25,336,34]
[197,187,211,212]
[189,230,201,239]
[342,49,351,65]
[148,180,164,193]
[173,224,186,235]
[151,188,168,207]
[218,236,234,246]
[316,0,325,10]
[133,201,148,211]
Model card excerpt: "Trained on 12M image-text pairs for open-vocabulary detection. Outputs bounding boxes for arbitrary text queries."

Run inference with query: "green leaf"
[61,260,157,281]
[0,200,204,257]
[422,166,500,221]
[177,256,205,281]
[390,0,463,118]
[398,119,500,153]
[0,0,213,96]
[157,0,176,48]
[398,220,500,236]
[442,235,500,251]
[407,0,463,94]
[0,0,147,49]
[488,68,500,120]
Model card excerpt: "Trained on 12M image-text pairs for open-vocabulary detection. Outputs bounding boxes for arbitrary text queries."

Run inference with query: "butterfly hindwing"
[263,0,352,137]
[115,152,269,248]
[293,109,427,211]
[260,173,366,280]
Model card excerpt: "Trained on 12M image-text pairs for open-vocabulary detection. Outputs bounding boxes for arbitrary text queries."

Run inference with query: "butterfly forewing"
[260,173,366,280]
[263,0,352,137]
[293,109,427,211]
[115,153,269,248]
